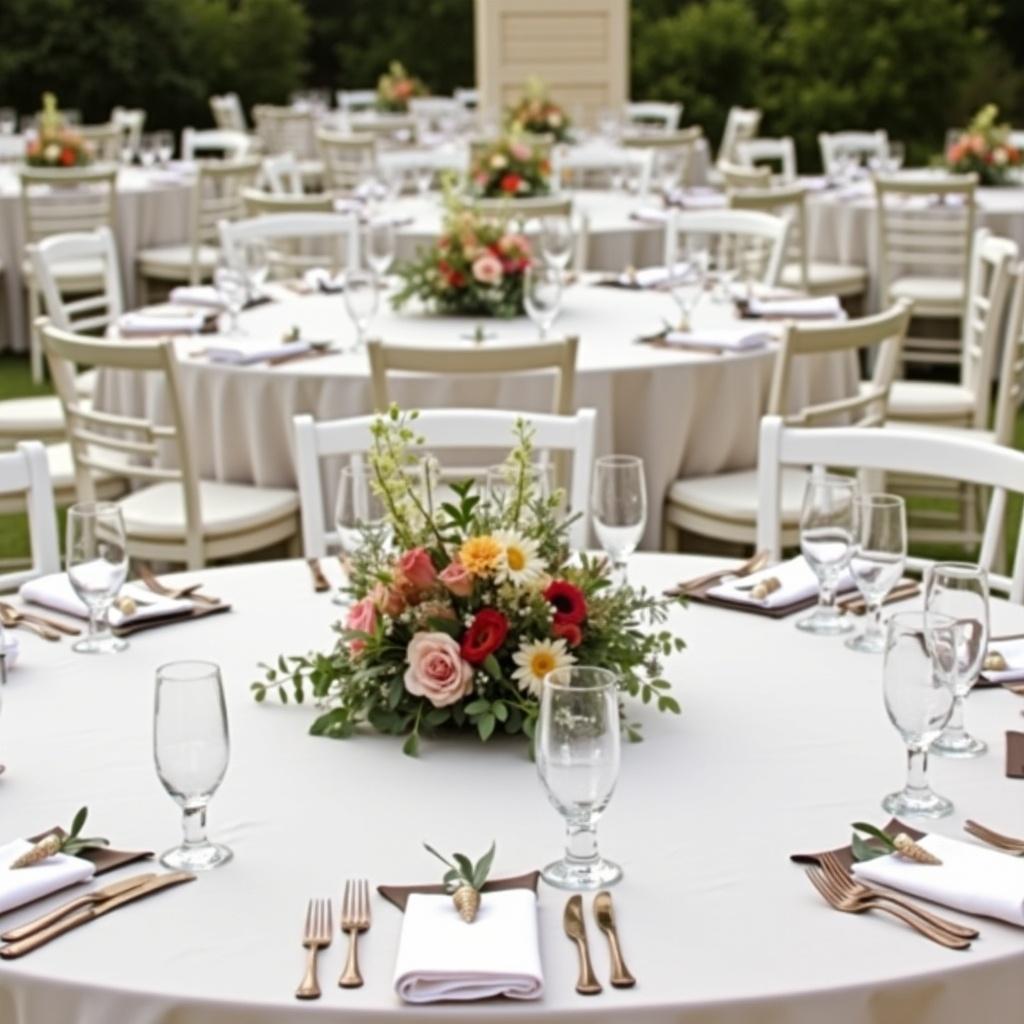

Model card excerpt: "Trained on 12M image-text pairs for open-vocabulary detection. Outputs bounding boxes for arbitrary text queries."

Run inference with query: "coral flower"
[459,535,504,576]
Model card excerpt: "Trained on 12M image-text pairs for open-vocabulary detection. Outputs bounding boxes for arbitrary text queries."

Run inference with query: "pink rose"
[345,597,378,655]
[371,582,405,618]
[439,561,473,597]
[509,140,532,162]
[398,547,437,589]
[404,632,473,707]
[472,252,504,286]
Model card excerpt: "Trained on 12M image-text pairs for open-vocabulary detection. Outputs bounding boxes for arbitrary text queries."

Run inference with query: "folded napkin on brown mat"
[28,828,153,876]
[835,579,919,616]
[378,871,539,911]
[979,637,1024,688]
[110,599,231,638]
[790,818,923,871]
[1007,732,1024,779]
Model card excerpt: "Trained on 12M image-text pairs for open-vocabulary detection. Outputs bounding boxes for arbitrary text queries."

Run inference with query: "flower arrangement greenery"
[469,134,552,199]
[945,104,1021,186]
[391,189,533,318]
[376,61,427,113]
[253,409,684,755]
[507,77,571,143]
[26,92,93,168]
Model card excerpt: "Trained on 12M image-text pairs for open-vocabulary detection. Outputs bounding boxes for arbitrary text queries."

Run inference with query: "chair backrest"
[293,408,597,556]
[554,146,653,196]
[473,195,573,221]
[111,107,146,152]
[737,136,798,183]
[717,107,761,167]
[623,126,703,189]
[19,165,118,244]
[181,128,251,161]
[665,208,790,287]
[756,416,1024,601]
[242,187,334,216]
[317,130,378,193]
[28,226,124,334]
[728,182,810,290]
[77,123,121,162]
[819,130,888,175]
[253,105,316,159]
[366,336,579,415]
[625,102,683,132]
[210,92,248,132]
[262,152,304,195]
[337,89,377,114]
[0,441,60,591]
[219,212,360,278]
[719,160,771,189]
[41,321,205,566]
[993,262,1024,446]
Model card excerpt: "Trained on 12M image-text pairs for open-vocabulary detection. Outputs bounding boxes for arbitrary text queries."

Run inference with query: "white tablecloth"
[0,553,1022,1023]
[93,285,857,548]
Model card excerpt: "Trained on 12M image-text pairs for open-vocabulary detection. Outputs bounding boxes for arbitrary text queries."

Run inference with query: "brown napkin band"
[111,600,230,638]
[790,818,925,872]
[378,871,540,913]
[29,828,153,876]
[1007,732,1024,779]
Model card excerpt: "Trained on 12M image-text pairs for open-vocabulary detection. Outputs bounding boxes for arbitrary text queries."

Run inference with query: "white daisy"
[494,529,545,587]
[511,637,575,697]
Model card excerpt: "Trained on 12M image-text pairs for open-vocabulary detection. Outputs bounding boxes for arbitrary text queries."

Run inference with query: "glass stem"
[943,695,966,740]
[87,604,99,642]
[818,579,837,615]
[564,819,599,866]
[905,748,930,795]
[181,803,209,849]
[866,600,883,643]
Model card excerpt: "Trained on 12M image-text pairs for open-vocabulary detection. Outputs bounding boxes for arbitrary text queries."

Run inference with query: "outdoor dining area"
[1,0,1024,1022]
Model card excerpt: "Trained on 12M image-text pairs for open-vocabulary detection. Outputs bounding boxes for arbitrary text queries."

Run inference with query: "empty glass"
[366,220,397,282]
[154,661,232,870]
[591,455,646,583]
[668,251,707,331]
[214,265,247,335]
[524,264,562,339]
[335,463,390,606]
[925,562,990,757]
[797,473,857,635]
[846,494,907,653]
[0,108,16,135]
[540,216,573,275]
[888,140,906,172]
[882,611,956,817]
[536,666,622,890]
[154,130,174,166]
[485,460,555,513]
[241,239,269,300]
[343,269,379,350]
[66,502,128,654]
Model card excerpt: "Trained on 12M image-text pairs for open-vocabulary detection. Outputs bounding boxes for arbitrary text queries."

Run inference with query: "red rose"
[460,608,509,664]
[60,147,76,166]
[544,580,587,625]
[552,620,583,647]
[499,173,522,194]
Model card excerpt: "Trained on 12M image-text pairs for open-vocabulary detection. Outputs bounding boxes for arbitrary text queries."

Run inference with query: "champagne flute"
[524,263,562,340]
[335,463,391,606]
[846,494,907,653]
[536,666,622,890]
[925,562,990,757]
[797,473,857,635]
[343,268,379,350]
[366,219,396,283]
[882,611,956,817]
[66,502,128,654]
[591,455,646,584]
[540,216,573,276]
[154,661,232,870]
[214,265,247,335]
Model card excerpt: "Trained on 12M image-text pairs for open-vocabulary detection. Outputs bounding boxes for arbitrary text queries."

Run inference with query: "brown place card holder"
[27,828,153,877]
[110,600,231,638]
[1006,732,1024,779]
[378,871,540,912]
[790,818,925,871]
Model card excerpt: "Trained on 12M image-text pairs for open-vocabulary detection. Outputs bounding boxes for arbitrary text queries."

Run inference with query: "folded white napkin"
[169,285,225,309]
[748,295,844,319]
[302,267,345,292]
[709,555,854,608]
[663,327,772,352]
[853,833,1024,927]
[983,638,1024,683]
[19,573,191,626]
[118,312,206,337]
[394,890,543,1003]
[630,206,670,224]
[205,340,310,365]
[0,839,95,915]
[618,261,692,288]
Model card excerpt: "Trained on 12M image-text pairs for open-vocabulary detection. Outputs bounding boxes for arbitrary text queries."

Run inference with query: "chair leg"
[28,285,43,383]
[662,517,680,552]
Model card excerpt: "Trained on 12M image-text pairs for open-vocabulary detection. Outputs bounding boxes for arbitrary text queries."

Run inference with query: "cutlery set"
[305,556,350,594]
[563,891,635,995]
[296,879,372,1000]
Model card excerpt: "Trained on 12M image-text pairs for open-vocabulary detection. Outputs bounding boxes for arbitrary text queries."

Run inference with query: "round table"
[1,553,1022,1023]
[94,284,857,549]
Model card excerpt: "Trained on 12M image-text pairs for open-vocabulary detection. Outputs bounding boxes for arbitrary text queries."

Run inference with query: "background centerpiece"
[944,104,1021,184]
[253,410,684,754]
[376,61,427,113]
[469,134,552,199]
[26,92,92,168]
[507,77,572,143]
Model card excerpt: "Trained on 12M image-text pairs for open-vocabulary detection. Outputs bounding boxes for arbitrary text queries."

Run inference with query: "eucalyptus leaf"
[453,853,474,880]
[851,834,890,863]
[69,807,88,839]
[472,841,497,890]
[852,822,897,850]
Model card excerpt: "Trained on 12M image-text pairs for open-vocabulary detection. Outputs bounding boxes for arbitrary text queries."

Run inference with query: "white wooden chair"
[819,131,889,176]
[219,212,360,279]
[77,123,121,162]
[262,153,304,195]
[409,96,462,138]
[336,90,377,115]
[663,300,912,551]
[293,408,597,557]
[623,126,703,188]
[41,321,300,569]
[242,188,334,216]
[664,209,790,288]
[554,145,653,196]
[111,107,146,153]
[720,161,772,189]
[180,128,252,161]
[756,416,1024,601]
[210,93,248,132]
[254,106,317,160]
[716,107,761,168]
[737,137,798,183]
[0,441,60,591]
[625,102,683,133]
[317,130,377,193]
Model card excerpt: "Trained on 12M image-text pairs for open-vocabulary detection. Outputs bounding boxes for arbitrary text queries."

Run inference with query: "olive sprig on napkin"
[9,807,109,869]
[423,841,497,923]
[851,821,942,865]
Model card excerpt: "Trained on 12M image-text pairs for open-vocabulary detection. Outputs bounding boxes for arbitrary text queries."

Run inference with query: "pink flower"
[439,561,473,597]
[345,597,378,655]
[472,252,504,286]
[404,632,473,707]
[397,548,437,589]
[371,582,405,618]
[509,140,532,162]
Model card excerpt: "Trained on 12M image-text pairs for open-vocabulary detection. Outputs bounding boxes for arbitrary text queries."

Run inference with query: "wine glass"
[154,661,232,870]
[846,494,907,653]
[414,165,433,196]
[66,502,128,655]
[656,150,684,196]
[536,666,622,890]
[540,216,573,276]
[366,220,396,283]
[335,463,390,606]
[925,562,990,757]
[154,130,174,167]
[241,239,269,299]
[139,133,158,168]
[797,473,857,635]
[214,265,247,335]
[888,140,906,172]
[524,263,562,340]
[343,269,379,350]
[668,254,707,331]
[485,461,555,513]
[882,611,957,818]
[591,455,646,583]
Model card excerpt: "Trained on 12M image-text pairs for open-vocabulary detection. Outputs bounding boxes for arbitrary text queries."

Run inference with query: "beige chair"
[220,213,360,280]
[623,126,703,187]
[317,130,377,193]
[42,321,301,569]
[716,107,761,168]
[254,105,316,159]
[242,188,334,215]
[136,157,261,301]
[180,128,251,161]
[77,123,121,162]
[728,183,868,299]
[261,153,304,195]
[663,300,912,551]
[737,137,798,183]
[0,441,61,589]
[719,161,771,189]
[19,164,118,382]
[111,107,146,154]
[819,131,889,177]
[625,102,683,133]
[210,93,248,132]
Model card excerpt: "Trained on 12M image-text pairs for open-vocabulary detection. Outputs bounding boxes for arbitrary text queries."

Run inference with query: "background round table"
[0,553,1022,1023]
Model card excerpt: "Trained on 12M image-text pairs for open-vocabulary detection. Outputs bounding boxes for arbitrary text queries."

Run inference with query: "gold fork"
[339,878,371,989]
[964,819,1024,855]
[136,563,219,606]
[295,898,333,1000]
[664,550,770,596]
[0,604,60,641]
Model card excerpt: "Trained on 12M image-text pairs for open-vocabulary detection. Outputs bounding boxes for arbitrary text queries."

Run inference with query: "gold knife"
[563,895,602,995]
[0,872,195,959]
[593,891,636,988]
[0,873,158,942]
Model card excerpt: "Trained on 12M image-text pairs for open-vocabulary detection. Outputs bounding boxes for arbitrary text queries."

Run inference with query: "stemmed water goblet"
[66,502,128,654]
[154,660,232,870]
[925,562,990,757]
[241,239,269,301]
[366,220,396,285]
[343,269,379,350]
[540,216,573,279]
[591,455,646,584]
[536,666,622,890]
[334,463,391,607]
[524,263,562,340]
[214,265,247,335]
[154,130,174,167]
[668,250,708,331]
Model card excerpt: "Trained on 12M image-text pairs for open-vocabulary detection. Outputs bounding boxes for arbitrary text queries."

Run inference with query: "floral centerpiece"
[945,104,1021,185]
[376,61,427,113]
[507,77,571,143]
[391,190,533,317]
[253,409,684,754]
[469,134,552,198]
[26,92,92,168]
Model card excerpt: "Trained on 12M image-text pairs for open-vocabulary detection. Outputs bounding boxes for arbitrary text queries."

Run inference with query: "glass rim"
[928,561,987,580]
[806,472,857,490]
[887,609,956,634]
[854,493,904,508]
[67,500,122,517]
[543,665,619,692]
[594,454,643,469]
[155,659,223,683]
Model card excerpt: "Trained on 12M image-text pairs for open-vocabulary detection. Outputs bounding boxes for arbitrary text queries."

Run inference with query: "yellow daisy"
[512,638,576,697]
[459,535,504,576]
[494,529,544,587]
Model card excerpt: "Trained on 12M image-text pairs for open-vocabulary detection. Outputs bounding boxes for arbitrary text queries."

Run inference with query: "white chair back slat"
[737,137,798,183]
[210,93,248,132]
[317,130,377,193]
[818,130,889,175]
[717,107,761,167]
[219,213,361,278]
[181,128,252,161]
[0,441,61,591]
[625,102,683,133]
[262,153,305,195]
[19,166,118,244]
[254,106,316,160]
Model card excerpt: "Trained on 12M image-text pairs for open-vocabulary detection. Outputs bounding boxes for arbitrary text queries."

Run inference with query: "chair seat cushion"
[22,256,105,287]
[136,244,220,279]
[888,276,964,313]
[666,466,808,525]
[0,394,66,439]
[781,261,867,296]
[866,380,975,420]
[118,480,299,540]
